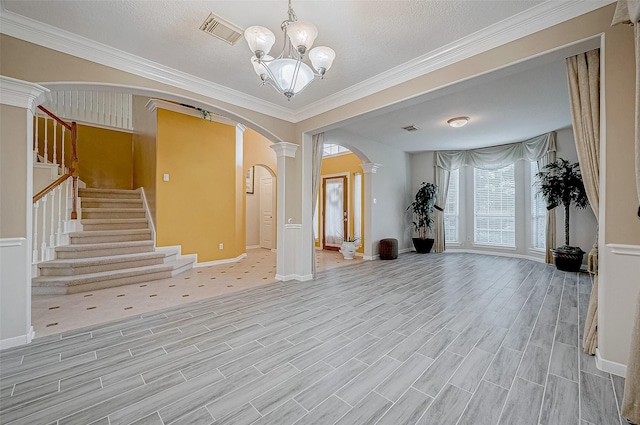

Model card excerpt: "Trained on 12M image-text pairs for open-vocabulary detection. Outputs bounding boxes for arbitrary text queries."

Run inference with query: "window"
[474,164,516,246]
[444,169,459,242]
[323,144,349,157]
[531,162,546,250]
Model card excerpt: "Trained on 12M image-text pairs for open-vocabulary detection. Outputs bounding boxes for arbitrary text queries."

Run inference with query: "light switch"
[373,198,377,204]
[163,173,170,182]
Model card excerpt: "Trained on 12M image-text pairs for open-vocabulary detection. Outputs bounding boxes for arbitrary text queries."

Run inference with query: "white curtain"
[311,133,324,278]
[432,132,557,253]
[566,49,601,357]
[612,3,640,423]
[433,167,451,253]
[434,132,556,171]
[537,150,557,264]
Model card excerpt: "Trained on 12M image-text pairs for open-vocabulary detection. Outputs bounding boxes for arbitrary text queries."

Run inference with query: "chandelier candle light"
[244,0,335,100]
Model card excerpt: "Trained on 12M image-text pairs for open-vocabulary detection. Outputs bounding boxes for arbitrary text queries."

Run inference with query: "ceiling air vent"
[402,125,419,132]
[199,13,243,45]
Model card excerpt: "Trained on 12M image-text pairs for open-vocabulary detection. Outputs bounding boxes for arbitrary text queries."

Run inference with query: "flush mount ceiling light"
[244,0,335,100]
[447,116,470,128]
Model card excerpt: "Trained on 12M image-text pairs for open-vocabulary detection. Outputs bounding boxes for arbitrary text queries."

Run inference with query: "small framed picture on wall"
[246,166,254,194]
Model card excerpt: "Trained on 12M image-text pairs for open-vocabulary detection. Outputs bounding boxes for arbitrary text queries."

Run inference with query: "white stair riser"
[78,190,140,200]
[70,233,151,244]
[82,222,149,231]
[81,201,143,209]
[33,270,174,295]
[82,210,146,219]
[55,245,155,259]
[39,254,176,276]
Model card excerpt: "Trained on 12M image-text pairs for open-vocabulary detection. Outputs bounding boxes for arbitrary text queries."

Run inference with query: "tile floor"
[32,249,360,337]
[1,253,628,425]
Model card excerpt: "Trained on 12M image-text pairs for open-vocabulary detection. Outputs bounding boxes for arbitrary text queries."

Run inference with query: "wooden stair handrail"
[33,173,71,203]
[37,105,72,131]
[34,106,79,219]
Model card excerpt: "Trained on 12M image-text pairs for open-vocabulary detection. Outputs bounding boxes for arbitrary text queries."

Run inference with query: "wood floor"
[0,253,627,425]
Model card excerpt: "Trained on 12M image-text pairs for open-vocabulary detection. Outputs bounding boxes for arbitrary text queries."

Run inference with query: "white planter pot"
[340,241,357,259]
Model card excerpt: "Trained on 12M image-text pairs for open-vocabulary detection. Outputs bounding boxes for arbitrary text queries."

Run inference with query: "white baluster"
[34,114,39,160]
[61,127,66,171]
[53,120,58,168]
[49,191,56,248]
[43,115,48,163]
[56,185,63,245]
[63,178,70,235]
[41,195,48,261]
[33,200,40,263]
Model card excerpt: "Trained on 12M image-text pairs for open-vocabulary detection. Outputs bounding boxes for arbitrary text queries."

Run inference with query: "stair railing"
[32,106,78,264]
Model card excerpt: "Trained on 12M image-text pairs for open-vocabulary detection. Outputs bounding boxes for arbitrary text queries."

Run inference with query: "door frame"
[259,175,274,250]
[320,172,351,251]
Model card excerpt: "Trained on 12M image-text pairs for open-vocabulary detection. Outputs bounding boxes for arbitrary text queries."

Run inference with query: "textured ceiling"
[3,0,544,109]
[1,1,605,152]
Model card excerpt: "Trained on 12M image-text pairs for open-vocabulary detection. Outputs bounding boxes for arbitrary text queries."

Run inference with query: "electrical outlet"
[219,243,224,250]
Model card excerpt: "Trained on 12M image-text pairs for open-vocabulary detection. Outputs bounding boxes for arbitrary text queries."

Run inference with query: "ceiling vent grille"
[402,125,420,132]
[200,13,243,45]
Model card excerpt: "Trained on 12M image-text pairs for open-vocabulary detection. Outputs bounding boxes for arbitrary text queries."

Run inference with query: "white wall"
[408,128,598,264]
[323,129,412,254]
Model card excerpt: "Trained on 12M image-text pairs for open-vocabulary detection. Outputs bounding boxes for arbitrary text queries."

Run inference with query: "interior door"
[323,176,348,250]
[260,176,273,249]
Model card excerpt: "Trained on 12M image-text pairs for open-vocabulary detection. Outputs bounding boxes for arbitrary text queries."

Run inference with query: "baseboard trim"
[194,253,247,268]
[0,326,35,350]
[444,248,546,263]
[595,348,627,378]
[399,248,412,254]
[363,255,380,261]
[246,245,260,250]
[275,273,313,282]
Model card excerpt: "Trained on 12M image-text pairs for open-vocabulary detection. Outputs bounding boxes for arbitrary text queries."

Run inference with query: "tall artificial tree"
[536,158,589,249]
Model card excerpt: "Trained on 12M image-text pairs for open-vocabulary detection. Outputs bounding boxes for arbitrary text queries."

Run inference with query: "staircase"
[32,188,194,295]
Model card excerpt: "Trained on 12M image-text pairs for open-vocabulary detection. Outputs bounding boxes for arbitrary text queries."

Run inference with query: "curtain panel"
[612,2,640,423]
[537,150,557,263]
[432,131,557,253]
[311,133,324,278]
[434,132,557,171]
[613,0,640,217]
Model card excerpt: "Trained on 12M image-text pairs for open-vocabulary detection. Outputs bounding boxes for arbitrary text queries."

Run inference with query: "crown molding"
[292,0,615,122]
[0,7,296,122]
[270,142,298,158]
[360,163,381,174]
[0,75,50,113]
[1,1,614,124]
[145,98,240,128]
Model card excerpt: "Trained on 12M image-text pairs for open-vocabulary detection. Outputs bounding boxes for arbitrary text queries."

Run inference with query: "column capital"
[360,163,382,174]
[0,76,49,114]
[270,142,298,158]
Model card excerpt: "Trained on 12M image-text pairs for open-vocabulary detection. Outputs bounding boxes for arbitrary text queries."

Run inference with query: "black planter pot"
[552,249,585,272]
[412,238,434,254]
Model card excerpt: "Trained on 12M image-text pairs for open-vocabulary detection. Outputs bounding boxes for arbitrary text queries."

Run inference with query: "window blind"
[474,164,516,246]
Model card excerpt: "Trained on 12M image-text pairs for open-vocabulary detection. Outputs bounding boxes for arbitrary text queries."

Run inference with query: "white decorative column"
[270,142,300,281]
[0,76,49,349]
[360,163,381,260]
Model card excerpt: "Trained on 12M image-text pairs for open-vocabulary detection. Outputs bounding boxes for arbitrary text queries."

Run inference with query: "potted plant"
[536,158,589,272]
[339,235,359,260]
[407,182,438,253]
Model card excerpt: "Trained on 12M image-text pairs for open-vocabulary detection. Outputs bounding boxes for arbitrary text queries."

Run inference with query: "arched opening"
[28,82,286,336]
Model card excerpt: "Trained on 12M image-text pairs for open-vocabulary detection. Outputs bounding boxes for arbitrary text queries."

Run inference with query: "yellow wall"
[319,152,365,252]
[76,125,133,189]
[155,108,242,262]
[243,128,276,175]
[34,118,133,189]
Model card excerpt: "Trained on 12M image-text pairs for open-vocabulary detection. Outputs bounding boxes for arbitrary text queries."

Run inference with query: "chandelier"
[244,0,335,100]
